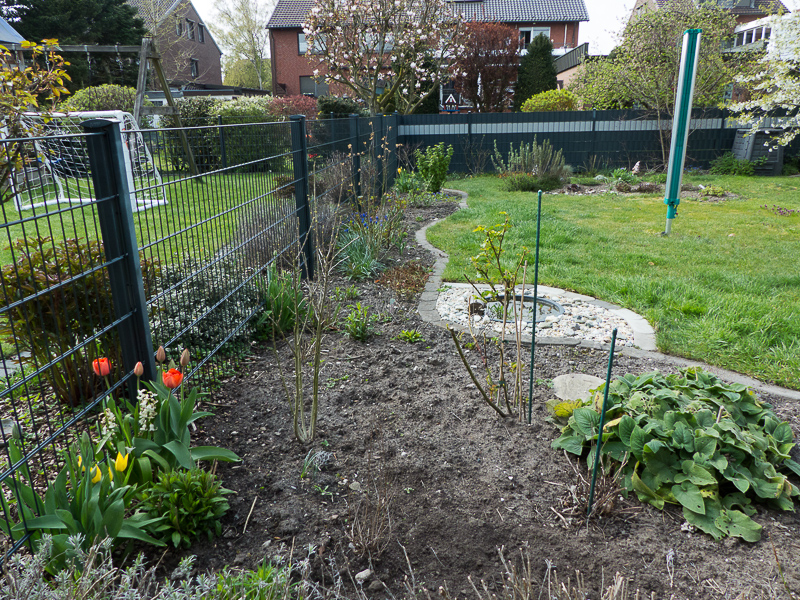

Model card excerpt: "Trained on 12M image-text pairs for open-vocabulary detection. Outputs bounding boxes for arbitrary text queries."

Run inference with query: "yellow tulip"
[108,466,113,482]
[90,466,101,484]
[77,455,84,471]
[115,452,129,472]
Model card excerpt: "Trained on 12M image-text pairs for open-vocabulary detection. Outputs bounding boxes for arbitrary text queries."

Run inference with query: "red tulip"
[92,357,111,377]
[162,368,183,389]
[156,346,166,363]
[133,361,144,377]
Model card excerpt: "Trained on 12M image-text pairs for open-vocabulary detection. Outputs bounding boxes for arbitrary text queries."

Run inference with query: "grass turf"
[428,174,800,389]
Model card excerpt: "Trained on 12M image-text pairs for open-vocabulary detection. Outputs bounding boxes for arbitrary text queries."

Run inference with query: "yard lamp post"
[663,28,701,236]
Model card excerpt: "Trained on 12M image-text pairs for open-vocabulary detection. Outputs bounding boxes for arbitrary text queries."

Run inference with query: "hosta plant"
[552,368,800,542]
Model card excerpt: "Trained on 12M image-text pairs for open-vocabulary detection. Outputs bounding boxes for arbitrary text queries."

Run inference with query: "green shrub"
[492,137,570,183]
[414,142,454,193]
[149,258,261,354]
[140,468,232,548]
[0,237,158,405]
[552,368,800,542]
[214,97,285,172]
[611,167,638,184]
[521,89,578,112]
[62,84,142,114]
[500,173,562,192]
[164,97,221,173]
[709,152,756,176]
[317,95,366,118]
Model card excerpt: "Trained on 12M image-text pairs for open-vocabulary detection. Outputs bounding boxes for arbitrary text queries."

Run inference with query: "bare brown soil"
[175,199,800,599]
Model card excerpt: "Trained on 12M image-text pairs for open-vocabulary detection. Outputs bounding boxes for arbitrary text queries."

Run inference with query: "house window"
[176,19,183,36]
[187,19,195,40]
[198,24,206,43]
[298,33,325,55]
[300,76,329,97]
[519,27,550,49]
[191,59,199,78]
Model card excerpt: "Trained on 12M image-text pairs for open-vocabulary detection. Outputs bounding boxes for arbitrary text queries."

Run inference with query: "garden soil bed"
[174,199,799,599]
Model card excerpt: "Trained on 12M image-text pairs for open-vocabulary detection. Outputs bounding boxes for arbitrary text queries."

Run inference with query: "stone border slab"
[416,189,800,401]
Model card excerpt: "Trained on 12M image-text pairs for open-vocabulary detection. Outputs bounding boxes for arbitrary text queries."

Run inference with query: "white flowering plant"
[303,0,467,114]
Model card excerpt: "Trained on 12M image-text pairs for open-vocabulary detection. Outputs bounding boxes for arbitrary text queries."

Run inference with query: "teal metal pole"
[527,190,542,425]
[587,328,617,517]
[663,28,702,236]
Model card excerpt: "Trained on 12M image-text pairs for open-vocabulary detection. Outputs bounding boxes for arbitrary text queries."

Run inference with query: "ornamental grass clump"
[551,367,800,542]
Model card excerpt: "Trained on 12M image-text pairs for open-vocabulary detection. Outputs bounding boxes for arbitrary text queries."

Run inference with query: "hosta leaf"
[671,481,705,514]
[771,422,793,444]
[714,509,762,543]
[571,408,601,439]
[693,436,716,460]
[693,410,715,429]
[723,492,756,516]
[752,479,782,500]
[552,434,585,456]
[784,459,800,478]
[632,469,664,510]
[672,422,694,451]
[601,441,629,462]
[683,504,724,541]
[629,426,648,460]
[706,453,728,473]
[676,461,717,486]
[618,415,636,446]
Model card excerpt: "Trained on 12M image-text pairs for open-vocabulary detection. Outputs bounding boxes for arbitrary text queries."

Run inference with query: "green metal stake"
[587,327,617,517]
[527,190,543,425]
[663,28,702,236]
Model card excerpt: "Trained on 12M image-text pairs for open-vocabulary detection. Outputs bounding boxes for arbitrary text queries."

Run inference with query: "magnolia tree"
[303,0,466,114]
[730,13,800,147]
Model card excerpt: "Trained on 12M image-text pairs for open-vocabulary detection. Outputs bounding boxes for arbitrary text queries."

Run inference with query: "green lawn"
[429,174,800,390]
[0,170,293,266]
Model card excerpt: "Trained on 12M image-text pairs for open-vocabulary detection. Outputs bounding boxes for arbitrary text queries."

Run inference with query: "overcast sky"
[189,0,800,57]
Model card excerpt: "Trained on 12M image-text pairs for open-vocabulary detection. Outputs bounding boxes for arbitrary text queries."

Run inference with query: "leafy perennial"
[552,368,800,542]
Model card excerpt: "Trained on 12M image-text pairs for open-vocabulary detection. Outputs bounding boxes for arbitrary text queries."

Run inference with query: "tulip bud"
[156,346,166,363]
[180,349,190,367]
[133,361,144,377]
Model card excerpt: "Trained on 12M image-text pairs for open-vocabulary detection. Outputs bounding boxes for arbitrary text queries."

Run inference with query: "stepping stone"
[552,374,605,402]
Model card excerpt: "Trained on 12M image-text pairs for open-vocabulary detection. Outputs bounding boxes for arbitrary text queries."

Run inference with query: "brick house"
[127,0,223,86]
[629,0,789,27]
[266,0,589,99]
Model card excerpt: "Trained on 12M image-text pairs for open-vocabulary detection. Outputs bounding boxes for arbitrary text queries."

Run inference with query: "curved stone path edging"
[416,189,800,401]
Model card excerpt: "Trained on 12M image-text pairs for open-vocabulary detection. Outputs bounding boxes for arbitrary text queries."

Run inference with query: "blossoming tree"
[302,0,466,114]
[729,12,800,147]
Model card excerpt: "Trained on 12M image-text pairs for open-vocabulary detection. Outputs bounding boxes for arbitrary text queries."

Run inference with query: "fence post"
[218,115,228,169]
[349,114,361,201]
[82,118,157,388]
[289,115,314,280]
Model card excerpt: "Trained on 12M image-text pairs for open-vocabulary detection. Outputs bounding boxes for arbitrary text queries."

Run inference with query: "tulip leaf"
[164,440,195,470]
[191,446,241,463]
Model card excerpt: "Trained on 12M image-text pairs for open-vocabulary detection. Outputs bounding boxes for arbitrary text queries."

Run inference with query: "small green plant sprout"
[343,302,378,342]
[404,487,414,494]
[313,484,334,498]
[397,329,424,343]
[449,213,531,419]
[325,374,350,388]
[333,285,359,301]
[552,368,800,541]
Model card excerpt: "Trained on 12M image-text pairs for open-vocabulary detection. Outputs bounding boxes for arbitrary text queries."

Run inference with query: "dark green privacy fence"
[0,107,736,560]
[399,108,739,173]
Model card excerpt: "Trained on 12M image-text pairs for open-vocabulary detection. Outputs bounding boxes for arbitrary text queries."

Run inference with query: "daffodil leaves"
[551,367,799,542]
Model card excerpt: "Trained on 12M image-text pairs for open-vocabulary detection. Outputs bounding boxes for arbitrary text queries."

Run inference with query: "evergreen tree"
[10,0,146,90]
[513,34,556,111]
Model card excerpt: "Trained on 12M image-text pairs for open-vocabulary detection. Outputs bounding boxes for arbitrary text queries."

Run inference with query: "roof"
[652,0,789,15]
[0,17,24,44]
[267,0,589,29]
